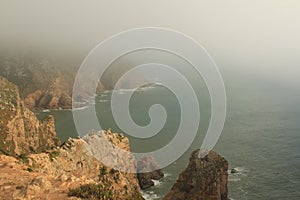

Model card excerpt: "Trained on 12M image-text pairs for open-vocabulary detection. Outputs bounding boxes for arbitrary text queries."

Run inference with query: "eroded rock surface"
[137,156,164,189]
[163,149,229,200]
[0,131,144,200]
[0,76,60,155]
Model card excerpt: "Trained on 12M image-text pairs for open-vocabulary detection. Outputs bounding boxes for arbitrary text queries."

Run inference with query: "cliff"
[0,77,143,199]
[137,156,164,189]
[0,55,104,110]
[24,76,74,110]
[0,76,60,155]
[0,55,74,109]
[163,149,229,200]
[0,130,144,200]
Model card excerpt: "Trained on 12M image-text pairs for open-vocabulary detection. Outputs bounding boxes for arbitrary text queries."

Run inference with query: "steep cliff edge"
[0,55,75,109]
[0,130,144,200]
[0,55,104,110]
[0,76,60,155]
[163,149,229,200]
[24,76,74,110]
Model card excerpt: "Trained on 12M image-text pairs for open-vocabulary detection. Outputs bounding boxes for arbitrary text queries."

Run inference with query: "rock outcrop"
[163,149,229,200]
[0,56,75,109]
[0,76,60,155]
[0,130,144,200]
[0,55,104,110]
[24,77,73,110]
[137,156,164,189]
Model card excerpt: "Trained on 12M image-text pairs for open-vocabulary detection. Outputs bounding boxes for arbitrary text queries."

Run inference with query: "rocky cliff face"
[137,156,164,189]
[0,55,104,110]
[163,149,229,200]
[0,130,144,200]
[24,77,73,110]
[0,58,75,109]
[0,76,60,155]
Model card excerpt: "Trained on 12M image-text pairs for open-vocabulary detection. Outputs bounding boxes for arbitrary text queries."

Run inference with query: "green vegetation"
[68,184,114,200]
[18,153,29,164]
[48,151,60,162]
[0,148,10,156]
[27,167,33,172]
[100,166,107,177]
[130,190,146,200]
[99,166,120,183]
[116,134,124,142]
[109,168,117,175]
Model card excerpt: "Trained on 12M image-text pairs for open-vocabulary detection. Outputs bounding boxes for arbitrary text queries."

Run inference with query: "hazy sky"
[0,0,300,85]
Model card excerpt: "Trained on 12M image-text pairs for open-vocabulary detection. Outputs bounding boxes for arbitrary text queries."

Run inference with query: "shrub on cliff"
[68,183,114,200]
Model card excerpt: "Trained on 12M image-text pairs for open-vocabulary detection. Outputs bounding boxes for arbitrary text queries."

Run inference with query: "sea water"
[37,74,300,200]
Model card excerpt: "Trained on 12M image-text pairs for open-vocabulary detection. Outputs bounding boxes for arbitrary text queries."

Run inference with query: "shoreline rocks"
[0,76,60,155]
[163,149,229,200]
[137,156,164,189]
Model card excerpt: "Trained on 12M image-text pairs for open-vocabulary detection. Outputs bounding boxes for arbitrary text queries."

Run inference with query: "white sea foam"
[164,172,172,177]
[100,94,108,97]
[228,166,247,175]
[152,179,162,186]
[99,99,108,103]
[228,177,241,182]
[72,105,89,111]
[142,191,161,200]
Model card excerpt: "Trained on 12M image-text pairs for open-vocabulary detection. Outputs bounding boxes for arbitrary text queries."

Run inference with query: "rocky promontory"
[0,76,143,199]
[163,149,229,200]
[0,55,104,110]
[0,76,60,155]
[0,76,229,200]
[0,131,144,200]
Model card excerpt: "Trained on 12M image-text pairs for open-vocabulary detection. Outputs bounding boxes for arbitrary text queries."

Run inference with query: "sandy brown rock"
[163,149,229,200]
[0,55,105,110]
[0,76,60,155]
[0,130,144,200]
[0,56,77,110]
[24,77,73,110]
[0,154,72,200]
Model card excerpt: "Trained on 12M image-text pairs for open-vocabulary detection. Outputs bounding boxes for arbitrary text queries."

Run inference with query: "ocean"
[37,72,300,200]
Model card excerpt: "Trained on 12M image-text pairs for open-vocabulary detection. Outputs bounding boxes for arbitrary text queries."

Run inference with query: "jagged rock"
[24,77,73,109]
[137,156,164,189]
[0,56,104,110]
[0,130,144,200]
[163,149,229,200]
[230,168,239,174]
[0,76,60,155]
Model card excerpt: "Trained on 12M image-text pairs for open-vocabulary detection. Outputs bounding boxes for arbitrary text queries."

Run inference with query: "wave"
[138,85,156,91]
[228,166,247,174]
[142,191,161,200]
[152,179,162,187]
[103,90,111,94]
[100,94,108,97]
[228,166,249,182]
[228,177,241,182]
[99,99,108,103]
[112,89,136,94]
[72,105,89,111]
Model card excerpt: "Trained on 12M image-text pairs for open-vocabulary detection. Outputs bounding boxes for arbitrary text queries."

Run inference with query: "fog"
[0,0,300,87]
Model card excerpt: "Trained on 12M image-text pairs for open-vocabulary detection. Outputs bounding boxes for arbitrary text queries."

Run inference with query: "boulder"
[163,149,229,200]
[137,156,164,189]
